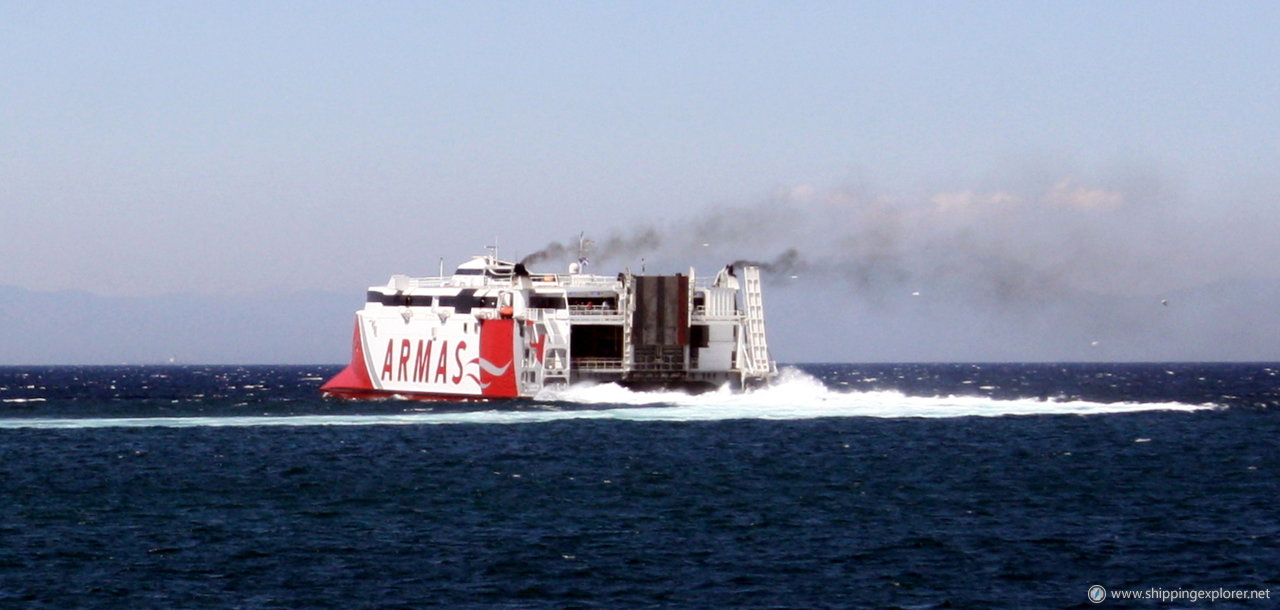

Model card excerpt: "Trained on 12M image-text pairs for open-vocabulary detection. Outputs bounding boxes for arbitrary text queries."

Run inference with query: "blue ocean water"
[0,363,1276,608]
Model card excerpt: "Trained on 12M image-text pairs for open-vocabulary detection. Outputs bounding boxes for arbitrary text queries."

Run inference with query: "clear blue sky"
[4,2,1278,361]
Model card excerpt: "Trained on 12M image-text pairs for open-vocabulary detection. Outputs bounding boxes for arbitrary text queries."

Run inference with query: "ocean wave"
[0,368,1214,429]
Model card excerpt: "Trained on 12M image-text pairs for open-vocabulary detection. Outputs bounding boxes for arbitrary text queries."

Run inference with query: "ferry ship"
[321,252,777,399]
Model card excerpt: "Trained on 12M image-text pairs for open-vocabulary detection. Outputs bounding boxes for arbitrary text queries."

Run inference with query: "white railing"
[572,358,624,371]
[568,306,623,318]
[389,273,622,290]
[388,269,736,293]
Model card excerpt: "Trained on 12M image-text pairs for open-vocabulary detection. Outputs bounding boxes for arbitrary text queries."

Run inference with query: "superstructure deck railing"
[571,358,624,371]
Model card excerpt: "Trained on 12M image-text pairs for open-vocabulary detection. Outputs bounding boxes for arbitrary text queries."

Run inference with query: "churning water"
[1,363,1276,608]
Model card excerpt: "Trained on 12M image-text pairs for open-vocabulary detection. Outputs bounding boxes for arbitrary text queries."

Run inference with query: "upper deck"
[376,255,724,294]
[365,254,750,326]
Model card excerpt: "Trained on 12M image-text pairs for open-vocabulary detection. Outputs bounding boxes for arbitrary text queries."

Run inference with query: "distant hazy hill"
[1,278,1277,365]
[0,286,359,365]
[764,276,1280,363]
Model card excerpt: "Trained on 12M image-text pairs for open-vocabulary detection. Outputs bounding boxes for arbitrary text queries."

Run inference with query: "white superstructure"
[323,254,776,399]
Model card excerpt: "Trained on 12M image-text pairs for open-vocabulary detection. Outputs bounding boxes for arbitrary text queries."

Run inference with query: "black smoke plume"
[730,248,805,275]
[518,168,1196,305]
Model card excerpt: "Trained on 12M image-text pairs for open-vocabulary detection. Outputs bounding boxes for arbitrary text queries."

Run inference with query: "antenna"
[576,231,593,272]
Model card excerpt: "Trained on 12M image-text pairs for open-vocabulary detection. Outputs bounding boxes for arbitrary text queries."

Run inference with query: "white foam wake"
[0,368,1214,429]
[534,366,1214,419]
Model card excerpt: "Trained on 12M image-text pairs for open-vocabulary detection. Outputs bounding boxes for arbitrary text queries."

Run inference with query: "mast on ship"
[575,232,592,274]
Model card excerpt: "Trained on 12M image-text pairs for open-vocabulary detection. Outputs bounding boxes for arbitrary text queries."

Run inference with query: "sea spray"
[0,367,1214,429]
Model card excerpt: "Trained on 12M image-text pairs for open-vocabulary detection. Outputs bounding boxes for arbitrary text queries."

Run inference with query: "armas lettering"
[381,338,469,385]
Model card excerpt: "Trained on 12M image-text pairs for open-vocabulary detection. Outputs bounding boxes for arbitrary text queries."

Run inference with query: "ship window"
[690,325,710,349]
[529,295,567,309]
[368,292,433,307]
[570,325,623,361]
[436,291,493,313]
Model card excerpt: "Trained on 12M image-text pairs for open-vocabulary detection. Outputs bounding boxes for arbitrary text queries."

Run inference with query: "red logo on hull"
[380,339,469,385]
